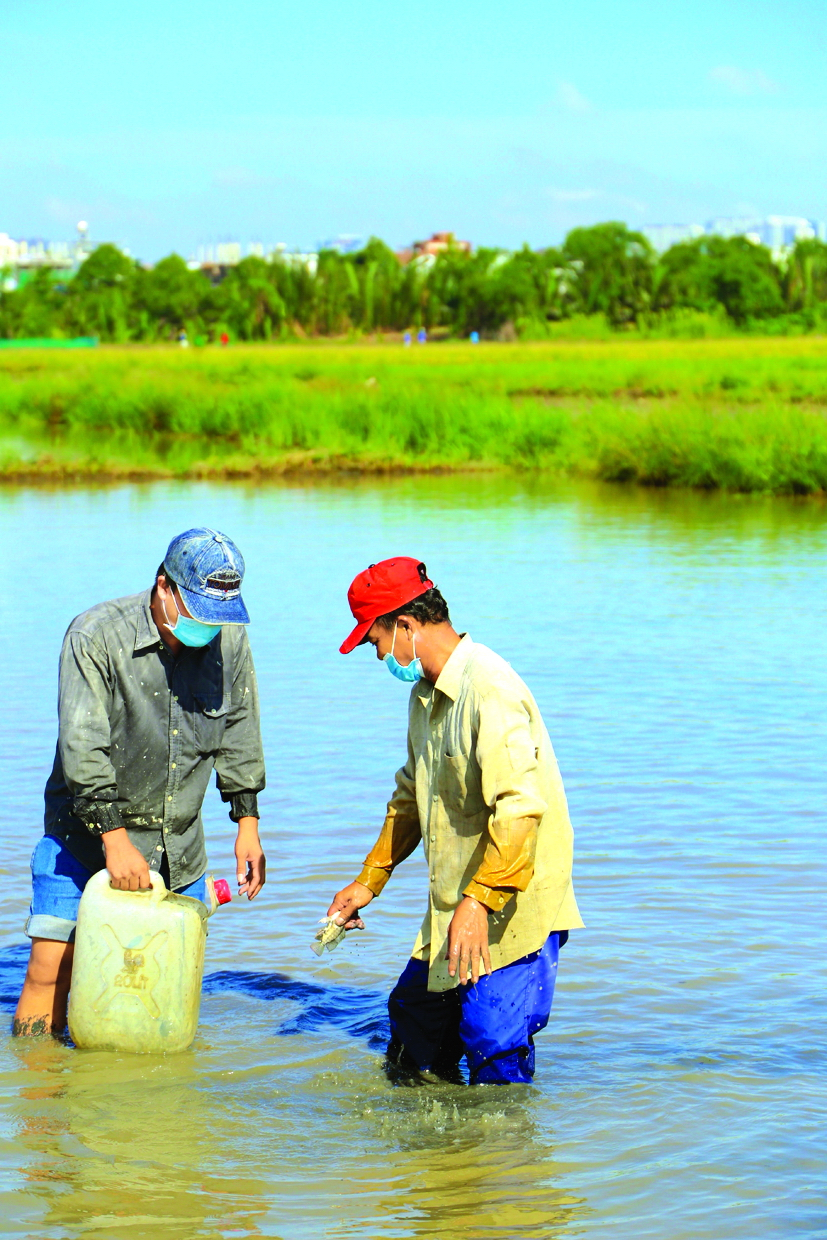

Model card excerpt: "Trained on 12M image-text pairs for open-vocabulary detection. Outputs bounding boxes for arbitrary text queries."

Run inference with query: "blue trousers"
[388,932,562,1085]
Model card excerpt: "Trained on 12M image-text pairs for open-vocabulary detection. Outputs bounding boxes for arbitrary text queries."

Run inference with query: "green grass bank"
[2,337,827,493]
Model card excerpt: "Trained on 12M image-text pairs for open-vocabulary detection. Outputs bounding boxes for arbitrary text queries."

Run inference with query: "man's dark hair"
[154,562,175,589]
[374,586,451,632]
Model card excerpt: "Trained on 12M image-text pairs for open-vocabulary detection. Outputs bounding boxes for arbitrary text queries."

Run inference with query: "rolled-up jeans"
[388,932,563,1085]
[26,834,207,944]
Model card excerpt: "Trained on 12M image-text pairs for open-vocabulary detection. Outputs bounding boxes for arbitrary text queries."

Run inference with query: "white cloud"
[556,81,592,112]
[709,65,780,96]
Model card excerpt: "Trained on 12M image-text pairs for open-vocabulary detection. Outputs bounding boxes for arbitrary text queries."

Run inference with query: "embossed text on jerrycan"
[68,869,231,1054]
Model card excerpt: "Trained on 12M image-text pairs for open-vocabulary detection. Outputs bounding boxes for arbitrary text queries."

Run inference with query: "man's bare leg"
[13,939,74,1038]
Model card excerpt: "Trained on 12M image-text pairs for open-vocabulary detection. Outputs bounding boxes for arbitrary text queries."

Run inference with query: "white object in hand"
[311,915,347,956]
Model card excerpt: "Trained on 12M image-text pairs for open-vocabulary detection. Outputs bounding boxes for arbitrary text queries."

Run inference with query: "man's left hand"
[235,817,266,899]
[446,896,491,985]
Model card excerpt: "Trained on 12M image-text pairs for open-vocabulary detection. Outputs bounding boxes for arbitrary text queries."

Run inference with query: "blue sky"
[2,0,825,259]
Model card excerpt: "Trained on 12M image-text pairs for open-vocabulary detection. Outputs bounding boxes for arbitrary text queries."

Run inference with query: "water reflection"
[8,1038,272,1239]
[353,1091,584,1240]
[204,969,388,1046]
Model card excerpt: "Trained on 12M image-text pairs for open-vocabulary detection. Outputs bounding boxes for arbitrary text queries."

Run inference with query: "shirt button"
[171,763,176,769]
[156,845,163,852]
[174,696,179,703]
[430,834,435,842]
[172,729,178,736]
[167,795,173,802]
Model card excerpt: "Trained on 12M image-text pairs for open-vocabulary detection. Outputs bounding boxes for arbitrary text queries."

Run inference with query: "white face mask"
[383,628,423,682]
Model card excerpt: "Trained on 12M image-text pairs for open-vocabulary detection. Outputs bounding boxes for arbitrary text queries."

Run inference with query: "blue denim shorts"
[26,835,207,943]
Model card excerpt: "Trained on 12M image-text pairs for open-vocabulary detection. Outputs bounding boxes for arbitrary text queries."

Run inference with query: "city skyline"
[3,215,826,282]
[1,0,825,261]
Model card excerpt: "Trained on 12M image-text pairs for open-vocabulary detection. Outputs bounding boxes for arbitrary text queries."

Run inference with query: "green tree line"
[3,223,827,342]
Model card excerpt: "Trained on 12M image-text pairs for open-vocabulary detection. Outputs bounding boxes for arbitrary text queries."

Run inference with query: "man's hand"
[103,829,152,891]
[235,817,266,899]
[326,881,374,930]
[446,895,492,985]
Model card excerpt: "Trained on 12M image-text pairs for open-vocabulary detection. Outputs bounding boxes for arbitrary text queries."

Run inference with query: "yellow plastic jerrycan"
[68,869,231,1054]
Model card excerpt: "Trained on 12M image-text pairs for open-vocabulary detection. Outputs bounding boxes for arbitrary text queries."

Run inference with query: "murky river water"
[0,475,823,1239]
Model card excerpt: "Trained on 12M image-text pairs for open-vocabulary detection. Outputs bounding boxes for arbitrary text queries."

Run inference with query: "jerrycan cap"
[213,878,232,905]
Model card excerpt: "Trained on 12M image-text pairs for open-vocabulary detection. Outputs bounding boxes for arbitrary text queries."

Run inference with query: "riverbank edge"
[3,450,827,497]
[0,451,501,485]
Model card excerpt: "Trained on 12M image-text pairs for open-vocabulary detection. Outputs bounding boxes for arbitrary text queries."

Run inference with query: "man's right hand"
[326,881,374,929]
[102,829,152,891]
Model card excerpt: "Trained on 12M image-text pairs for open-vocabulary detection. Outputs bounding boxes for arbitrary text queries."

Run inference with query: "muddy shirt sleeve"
[357,735,422,896]
[215,631,266,819]
[57,628,124,833]
[463,684,548,912]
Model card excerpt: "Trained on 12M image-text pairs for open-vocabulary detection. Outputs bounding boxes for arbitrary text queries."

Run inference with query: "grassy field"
[1,337,827,493]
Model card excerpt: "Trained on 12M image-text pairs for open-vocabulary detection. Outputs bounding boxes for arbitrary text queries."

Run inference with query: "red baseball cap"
[340,557,434,653]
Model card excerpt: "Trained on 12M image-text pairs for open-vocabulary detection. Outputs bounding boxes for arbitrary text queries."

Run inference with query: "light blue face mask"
[163,597,222,648]
[384,628,423,682]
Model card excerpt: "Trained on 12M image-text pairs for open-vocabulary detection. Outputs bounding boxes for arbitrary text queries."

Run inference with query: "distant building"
[0,222,97,287]
[643,215,827,258]
[641,223,705,251]
[192,240,318,276]
[397,231,473,267]
[414,231,471,257]
[319,235,364,254]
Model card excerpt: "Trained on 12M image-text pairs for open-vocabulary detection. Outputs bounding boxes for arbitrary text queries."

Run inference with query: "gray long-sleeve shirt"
[44,589,266,888]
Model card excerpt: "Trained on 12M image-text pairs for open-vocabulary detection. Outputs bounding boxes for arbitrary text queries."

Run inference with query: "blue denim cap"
[163,527,250,624]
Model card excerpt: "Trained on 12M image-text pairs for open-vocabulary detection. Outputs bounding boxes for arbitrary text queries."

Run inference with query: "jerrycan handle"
[105,868,168,901]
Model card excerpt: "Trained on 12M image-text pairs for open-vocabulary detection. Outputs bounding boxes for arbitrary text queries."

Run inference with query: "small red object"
[213,878,232,905]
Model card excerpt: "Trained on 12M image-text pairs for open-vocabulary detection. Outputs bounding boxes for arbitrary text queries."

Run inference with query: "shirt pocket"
[194,696,229,754]
[438,751,487,819]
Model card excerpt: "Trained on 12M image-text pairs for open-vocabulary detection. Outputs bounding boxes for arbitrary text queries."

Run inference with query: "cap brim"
[178,583,250,625]
[339,617,374,654]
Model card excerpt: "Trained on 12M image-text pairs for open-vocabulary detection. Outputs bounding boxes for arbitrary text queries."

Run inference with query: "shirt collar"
[417,633,474,704]
[134,588,162,652]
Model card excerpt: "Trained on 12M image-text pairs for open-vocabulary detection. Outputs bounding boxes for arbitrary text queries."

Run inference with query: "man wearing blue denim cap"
[13,528,266,1038]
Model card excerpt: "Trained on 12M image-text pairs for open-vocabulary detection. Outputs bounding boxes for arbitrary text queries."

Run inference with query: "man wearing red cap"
[329,557,582,1085]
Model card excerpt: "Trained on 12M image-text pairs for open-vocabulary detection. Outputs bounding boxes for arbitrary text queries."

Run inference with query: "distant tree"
[489,245,577,327]
[64,244,137,341]
[783,238,827,312]
[216,257,286,340]
[425,247,508,333]
[269,254,316,332]
[656,235,784,323]
[349,237,406,331]
[562,222,654,324]
[136,254,211,339]
[312,250,360,335]
[0,268,66,338]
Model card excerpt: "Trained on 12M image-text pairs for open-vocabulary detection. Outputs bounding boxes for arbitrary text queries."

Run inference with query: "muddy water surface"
[0,476,823,1239]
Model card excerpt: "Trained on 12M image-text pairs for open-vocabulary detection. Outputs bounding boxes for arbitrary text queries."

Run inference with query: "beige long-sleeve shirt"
[357,635,583,991]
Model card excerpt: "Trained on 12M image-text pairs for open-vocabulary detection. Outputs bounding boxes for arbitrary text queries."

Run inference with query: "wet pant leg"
[387,957,463,1075]
[459,933,561,1085]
